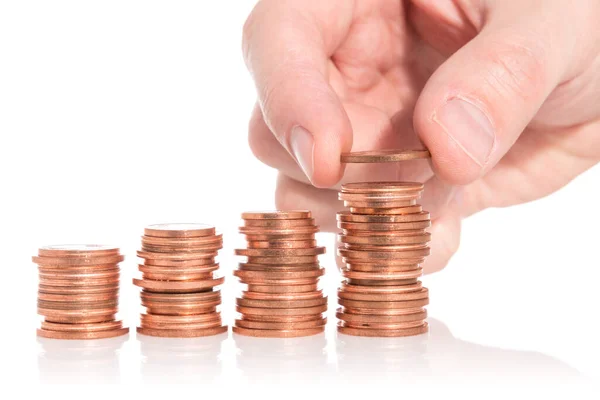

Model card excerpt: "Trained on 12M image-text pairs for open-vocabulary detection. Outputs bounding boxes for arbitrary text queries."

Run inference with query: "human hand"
[243,0,600,272]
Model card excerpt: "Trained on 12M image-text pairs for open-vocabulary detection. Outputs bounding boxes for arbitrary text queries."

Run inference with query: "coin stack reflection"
[34,245,129,340]
[233,211,327,338]
[134,224,227,337]
[336,182,430,337]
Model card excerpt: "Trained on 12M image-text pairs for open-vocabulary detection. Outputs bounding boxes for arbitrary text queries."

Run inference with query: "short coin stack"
[134,223,227,338]
[336,182,431,337]
[233,211,327,338]
[34,245,129,340]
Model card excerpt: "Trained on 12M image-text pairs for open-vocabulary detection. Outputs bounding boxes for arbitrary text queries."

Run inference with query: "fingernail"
[289,126,314,181]
[433,98,495,167]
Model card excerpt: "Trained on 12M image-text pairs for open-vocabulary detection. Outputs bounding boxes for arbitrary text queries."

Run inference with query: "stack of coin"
[233,211,327,338]
[336,182,430,337]
[34,245,129,340]
[134,223,227,338]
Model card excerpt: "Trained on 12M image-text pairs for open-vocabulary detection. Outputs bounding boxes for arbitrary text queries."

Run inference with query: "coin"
[338,298,429,309]
[236,304,327,316]
[337,323,428,337]
[232,326,324,338]
[338,220,431,231]
[141,290,221,303]
[141,313,221,324]
[337,211,430,223]
[336,309,427,323]
[343,200,420,208]
[234,269,324,280]
[41,320,123,332]
[244,255,319,265]
[247,283,319,293]
[342,182,424,193]
[243,218,316,228]
[137,250,218,261]
[243,233,316,241]
[340,149,431,163]
[236,297,328,309]
[237,262,320,272]
[144,223,216,238]
[136,326,227,338]
[133,277,224,293]
[140,319,223,330]
[242,211,312,220]
[37,244,120,258]
[241,290,324,301]
[340,282,423,294]
[338,192,421,202]
[239,226,320,236]
[37,328,129,340]
[338,287,428,301]
[142,257,216,267]
[349,205,423,215]
[342,269,423,281]
[247,240,317,249]
[235,318,326,330]
[340,232,431,245]
[235,247,325,257]
[32,255,124,266]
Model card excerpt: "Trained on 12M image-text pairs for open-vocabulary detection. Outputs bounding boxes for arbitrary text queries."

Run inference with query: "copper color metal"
[236,304,327,316]
[137,326,227,338]
[337,323,428,337]
[336,309,427,323]
[133,277,224,293]
[340,149,431,163]
[349,205,422,215]
[144,223,216,238]
[235,318,326,330]
[41,320,123,332]
[37,328,129,340]
[247,283,319,294]
[338,288,428,301]
[236,297,328,309]
[232,326,324,338]
[242,211,312,220]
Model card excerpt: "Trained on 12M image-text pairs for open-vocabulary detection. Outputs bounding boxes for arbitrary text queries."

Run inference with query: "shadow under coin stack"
[336,182,431,337]
[34,245,129,340]
[134,223,227,338]
[233,211,327,338]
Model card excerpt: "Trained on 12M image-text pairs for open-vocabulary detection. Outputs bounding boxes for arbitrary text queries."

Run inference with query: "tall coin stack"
[34,245,129,340]
[233,211,327,338]
[336,182,431,337]
[134,223,227,338]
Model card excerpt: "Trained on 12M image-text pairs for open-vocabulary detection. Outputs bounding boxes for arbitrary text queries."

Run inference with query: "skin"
[243,0,600,273]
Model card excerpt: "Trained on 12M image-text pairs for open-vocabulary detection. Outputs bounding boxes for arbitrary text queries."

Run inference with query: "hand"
[243,0,600,272]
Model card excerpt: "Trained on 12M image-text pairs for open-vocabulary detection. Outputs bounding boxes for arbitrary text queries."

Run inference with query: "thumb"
[413,2,582,185]
[242,0,354,188]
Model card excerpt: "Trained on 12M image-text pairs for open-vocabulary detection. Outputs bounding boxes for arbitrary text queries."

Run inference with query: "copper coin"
[141,243,223,253]
[41,320,123,332]
[133,277,224,293]
[141,321,223,330]
[235,247,325,257]
[33,255,124,266]
[247,283,318,293]
[144,223,216,238]
[37,244,120,258]
[43,314,117,324]
[141,234,223,246]
[243,218,315,228]
[142,271,214,281]
[38,300,118,310]
[247,240,317,249]
[341,242,428,251]
[142,257,216,267]
[243,233,316,241]
[337,322,428,337]
[38,265,120,274]
[241,211,312,220]
[137,250,218,261]
[236,304,327,316]
[232,326,324,338]
[38,307,118,317]
[338,192,421,202]
[141,290,220,302]
[38,283,119,295]
[346,278,419,286]
[237,278,320,286]
[341,182,425,193]
[37,327,129,340]
[340,149,431,163]
[239,226,319,236]
[338,298,429,309]
[234,269,324,280]
[141,313,221,324]
[338,221,431,232]
[341,320,425,330]
[337,211,430,223]
[141,298,220,309]
[349,205,423,215]
[341,282,423,294]
[139,263,219,274]
[235,318,326,330]
[339,248,430,260]
[145,306,217,316]
[341,269,423,281]
[343,200,419,208]
[38,270,120,279]
[242,290,324,301]
[244,256,319,265]
[236,297,327,309]
[342,257,424,267]
[237,262,320,272]
[37,292,118,302]
[238,314,325,323]
[136,326,227,338]
[342,263,421,272]
[338,287,428,301]
[39,277,120,287]
[337,309,427,323]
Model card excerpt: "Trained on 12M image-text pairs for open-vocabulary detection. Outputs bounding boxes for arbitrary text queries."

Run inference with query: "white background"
[0,0,598,396]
